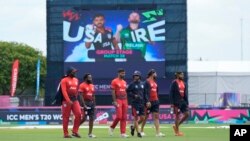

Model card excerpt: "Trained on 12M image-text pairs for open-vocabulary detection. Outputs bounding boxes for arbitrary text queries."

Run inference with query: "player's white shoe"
[88,134,96,138]
[140,132,146,136]
[156,132,165,137]
[121,134,129,138]
[109,127,114,136]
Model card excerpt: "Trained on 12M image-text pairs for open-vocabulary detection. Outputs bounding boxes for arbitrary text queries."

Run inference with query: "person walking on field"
[140,69,165,137]
[109,68,129,138]
[60,67,82,138]
[127,71,147,138]
[170,71,189,136]
[78,73,96,138]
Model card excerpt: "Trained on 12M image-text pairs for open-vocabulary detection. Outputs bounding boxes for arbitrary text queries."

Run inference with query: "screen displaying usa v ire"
[63,9,166,78]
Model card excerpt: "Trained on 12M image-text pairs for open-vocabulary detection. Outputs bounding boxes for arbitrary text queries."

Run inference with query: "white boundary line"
[0,125,229,129]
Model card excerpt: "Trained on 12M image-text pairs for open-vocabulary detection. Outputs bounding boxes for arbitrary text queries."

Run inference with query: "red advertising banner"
[10,60,19,97]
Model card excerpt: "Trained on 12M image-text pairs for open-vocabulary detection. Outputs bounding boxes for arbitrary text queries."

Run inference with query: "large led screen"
[63,9,166,78]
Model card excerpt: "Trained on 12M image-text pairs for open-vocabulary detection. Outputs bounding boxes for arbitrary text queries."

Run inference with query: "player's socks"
[130,125,135,136]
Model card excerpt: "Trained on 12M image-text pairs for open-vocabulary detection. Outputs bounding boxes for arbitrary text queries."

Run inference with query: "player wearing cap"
[109,68,129,138]
[127,70,147,138]
[78,73,96,138]
[140,69,165,137]
[170,72,189,136]
[60,67,81,138]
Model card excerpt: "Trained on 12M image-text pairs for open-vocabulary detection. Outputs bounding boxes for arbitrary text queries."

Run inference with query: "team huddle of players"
[60,67,189,138]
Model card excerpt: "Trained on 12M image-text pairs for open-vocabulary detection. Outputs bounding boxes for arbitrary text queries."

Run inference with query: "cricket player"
[127,71,147,138]
[109,68,129,138]
[140,69,165,137]
[60,67,81,138]
[170,72,189,136]
[78,73,96,138]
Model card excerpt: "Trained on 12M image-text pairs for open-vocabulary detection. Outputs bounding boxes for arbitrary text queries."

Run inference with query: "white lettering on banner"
[147,20,165,41]
[19,114,39,120]
[84,26,95,42]
[11,68,18,94]
[63,20,166,42]
[95,112,109,122]
[53,114,62,120]
[5,114,63,121]
[40,114,52,120]
[131,31,136,42]
[94,84,111,90]
[7,114,18,120]
[134,28,149,42]
[63,21,84,42]
[94,33,102,43]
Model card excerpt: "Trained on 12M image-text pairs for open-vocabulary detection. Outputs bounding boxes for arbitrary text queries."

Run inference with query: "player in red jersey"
[170,72,189,136]
[60,67,81,138]
[109,68,129,138]
[140,69,165,137]
[78,73,96,138]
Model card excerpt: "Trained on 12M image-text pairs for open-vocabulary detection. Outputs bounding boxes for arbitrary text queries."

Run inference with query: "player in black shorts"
[85,13,119,62]
[140,69,165,137]
[170,72,189,136]
[127,71,148,138]
[78,73,96,138]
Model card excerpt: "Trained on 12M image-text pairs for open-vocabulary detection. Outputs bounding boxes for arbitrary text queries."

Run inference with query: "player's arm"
[111,89,118,107]
[114,24,123,43]
[169,81,176,107]
[112,38,120,50]
[111,80,118,106]
[61,79,72,104]
[183,83,189,105]
[144,81,151,108]
[93,94,96,107]
[114,31,120,43]
[85,24,96,48]
[126,83,135,99]
[157,85,159,96]
[110,30,120,50]
[78,92,86,108]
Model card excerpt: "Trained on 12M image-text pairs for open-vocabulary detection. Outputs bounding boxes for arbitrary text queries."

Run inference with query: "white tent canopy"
[188,61,250,73]
[188,61,250,107]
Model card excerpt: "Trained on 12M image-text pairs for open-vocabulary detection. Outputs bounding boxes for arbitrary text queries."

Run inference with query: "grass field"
[0,124,229,141]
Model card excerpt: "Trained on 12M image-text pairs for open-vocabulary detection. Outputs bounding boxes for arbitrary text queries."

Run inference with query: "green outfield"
[0,124,229,141]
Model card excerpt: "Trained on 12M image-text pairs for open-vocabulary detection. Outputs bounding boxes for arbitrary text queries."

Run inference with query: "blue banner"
[35,59,41,100]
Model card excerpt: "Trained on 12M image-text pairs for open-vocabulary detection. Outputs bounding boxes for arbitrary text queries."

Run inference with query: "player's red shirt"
[78,82,95,101]
[61,76,79,102]
[176,79,185,98]
[147,79,158,101]
[111,78,127,99]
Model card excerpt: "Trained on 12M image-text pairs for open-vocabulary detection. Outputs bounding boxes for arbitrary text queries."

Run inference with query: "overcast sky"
[0,0,249,61]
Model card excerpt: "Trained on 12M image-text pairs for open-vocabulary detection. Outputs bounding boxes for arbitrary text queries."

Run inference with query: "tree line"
[0,41,46,97]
